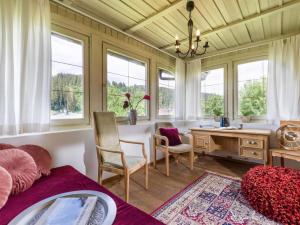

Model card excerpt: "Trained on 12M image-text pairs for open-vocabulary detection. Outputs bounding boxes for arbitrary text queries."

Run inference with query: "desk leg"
[280,157,285,167]
[269,153,273,166]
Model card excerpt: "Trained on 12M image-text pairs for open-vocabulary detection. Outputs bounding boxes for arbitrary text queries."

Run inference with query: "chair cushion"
[104,155,146,171]
[0,149,37,195]
[168,144,193,153]
[0,166,12,209]
[159,128,182,146]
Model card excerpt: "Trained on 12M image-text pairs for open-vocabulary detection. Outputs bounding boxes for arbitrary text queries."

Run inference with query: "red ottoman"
[241,166,300,224]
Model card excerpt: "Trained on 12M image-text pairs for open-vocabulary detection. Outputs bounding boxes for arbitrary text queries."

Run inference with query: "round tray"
[8,190,117,225]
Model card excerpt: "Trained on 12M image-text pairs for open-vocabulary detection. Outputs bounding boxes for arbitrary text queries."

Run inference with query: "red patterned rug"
[152,172,279,225]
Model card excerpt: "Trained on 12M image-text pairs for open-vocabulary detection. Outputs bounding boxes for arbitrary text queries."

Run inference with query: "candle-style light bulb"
[196,29,200,37]
[191,44,195,50]
[175,35,179,40]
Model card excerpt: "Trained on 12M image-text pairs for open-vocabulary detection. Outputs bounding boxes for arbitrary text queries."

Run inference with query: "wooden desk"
[270,149,300,166]
[190,128,272,165]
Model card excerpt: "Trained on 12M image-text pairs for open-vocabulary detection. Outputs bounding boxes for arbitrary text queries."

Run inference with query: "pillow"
[159,128,182,146]
[0,143,15,150]
[18,145,52,179]
[0,166,12,209]
[0,149,37,195]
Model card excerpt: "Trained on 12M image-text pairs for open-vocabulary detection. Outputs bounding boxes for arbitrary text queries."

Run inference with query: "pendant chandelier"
[175,0,209,58]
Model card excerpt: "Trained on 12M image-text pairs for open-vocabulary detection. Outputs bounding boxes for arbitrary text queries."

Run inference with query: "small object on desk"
[199,125,216,129]
[218,126,238,130]
[220,116,230,127]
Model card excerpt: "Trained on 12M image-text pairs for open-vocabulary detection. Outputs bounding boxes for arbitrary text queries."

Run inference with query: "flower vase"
[128,109,137,125]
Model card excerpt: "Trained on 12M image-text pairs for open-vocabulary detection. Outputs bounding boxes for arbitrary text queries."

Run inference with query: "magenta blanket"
[0,166,163,225]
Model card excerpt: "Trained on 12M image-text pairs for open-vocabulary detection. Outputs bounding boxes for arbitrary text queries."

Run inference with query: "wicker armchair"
[93,112,148,202]
[153,122,194,176]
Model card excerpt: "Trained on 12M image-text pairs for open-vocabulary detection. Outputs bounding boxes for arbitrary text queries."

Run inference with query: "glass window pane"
[107,54,128,76]
[237,60,268,116]
[129,62,146,80]
[107,52,147,117]
[51,34,83,67]
[201,68,224,117]
[158,70,175,116]
[51,33,84,120]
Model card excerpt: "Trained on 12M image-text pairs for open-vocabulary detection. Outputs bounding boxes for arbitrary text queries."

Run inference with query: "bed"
[0,165,163,225]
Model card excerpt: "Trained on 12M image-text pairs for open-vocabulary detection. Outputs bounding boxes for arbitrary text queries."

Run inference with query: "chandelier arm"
[177,49,191,58]
[194,47,208,56]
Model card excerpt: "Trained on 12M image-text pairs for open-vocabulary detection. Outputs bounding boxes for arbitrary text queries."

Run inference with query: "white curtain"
[186,59,202,120]
[175,59,186,120]
[0,0,51,135]
[267,35,300,121]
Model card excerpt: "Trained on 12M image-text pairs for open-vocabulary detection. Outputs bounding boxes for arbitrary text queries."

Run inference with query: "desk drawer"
[241,138,264,149]
[241,148,264,160]
[194,135,209,150]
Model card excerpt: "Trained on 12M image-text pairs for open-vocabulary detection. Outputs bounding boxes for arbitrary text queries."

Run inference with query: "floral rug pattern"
[152,172,280,225]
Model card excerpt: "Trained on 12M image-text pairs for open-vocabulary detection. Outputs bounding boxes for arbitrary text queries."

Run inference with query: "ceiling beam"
[125,0,186,33]
[186,30,300,61]
[161,0,300,50]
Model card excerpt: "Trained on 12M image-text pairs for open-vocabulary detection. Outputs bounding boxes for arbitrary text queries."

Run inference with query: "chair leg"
[125,170,130,202]
[153,147,157,168]
[98,166,103,185]
[189,151,194,171]
[145,163,149,189]
[165,152,169,176]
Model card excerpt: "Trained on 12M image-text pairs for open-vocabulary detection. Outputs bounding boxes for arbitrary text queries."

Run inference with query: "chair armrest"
[96,145,123,154]
[119,140,147,160]
[95,145,127,168]
[153,134,169,147]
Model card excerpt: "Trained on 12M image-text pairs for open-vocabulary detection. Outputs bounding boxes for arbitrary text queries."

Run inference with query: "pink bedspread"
[0,166,163,225]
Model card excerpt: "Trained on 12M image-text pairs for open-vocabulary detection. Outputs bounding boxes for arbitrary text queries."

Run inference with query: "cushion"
[0,143,15,150]
[0,149,37,195]
[241,166,300,224]
[104,155,146,171]
[0,166,12,209]
[168,144,193,153]
[159,128,182,146]
[18,145,52,179]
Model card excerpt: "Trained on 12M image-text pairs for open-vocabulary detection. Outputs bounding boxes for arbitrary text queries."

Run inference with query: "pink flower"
[143,95,150,100]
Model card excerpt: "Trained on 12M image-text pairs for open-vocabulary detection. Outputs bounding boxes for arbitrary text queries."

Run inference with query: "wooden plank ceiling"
[65,0,300,57]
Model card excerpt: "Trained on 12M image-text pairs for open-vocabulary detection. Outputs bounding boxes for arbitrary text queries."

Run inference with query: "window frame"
[200,64,228,119]
[156,68,176,119]
[233,56,268,121]
[50,25,90,126]
[103,43,150,121]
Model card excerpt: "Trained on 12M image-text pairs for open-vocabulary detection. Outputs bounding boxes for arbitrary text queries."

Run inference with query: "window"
[236,60,268,117]
[106,52,148,117]
[158,69,175,117]
[51,33,86,121]
[200,67,225,117]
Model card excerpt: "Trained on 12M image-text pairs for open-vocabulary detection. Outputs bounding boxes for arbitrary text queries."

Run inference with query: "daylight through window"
[200,68,225,117]
[158,70,175,117]
[237,60,268,117]
[51,33,84,120]
[107,52,147,117]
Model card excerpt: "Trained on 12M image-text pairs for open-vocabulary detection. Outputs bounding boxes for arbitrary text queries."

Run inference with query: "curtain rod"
[51,0,177,59]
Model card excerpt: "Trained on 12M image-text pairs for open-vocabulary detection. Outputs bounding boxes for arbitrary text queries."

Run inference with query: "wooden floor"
[103,155,258,214]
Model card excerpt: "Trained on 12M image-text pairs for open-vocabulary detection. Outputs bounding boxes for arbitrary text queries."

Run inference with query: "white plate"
[8,190,117,225]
